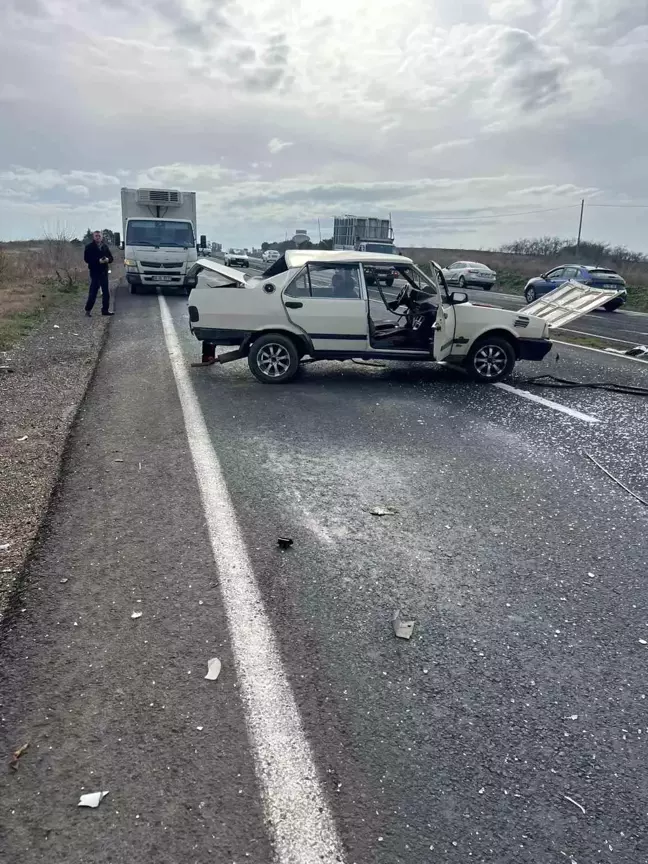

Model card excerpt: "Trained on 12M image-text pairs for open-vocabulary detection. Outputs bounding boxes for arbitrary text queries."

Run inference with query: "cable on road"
[517,374,648,397]
[585,452,648,507]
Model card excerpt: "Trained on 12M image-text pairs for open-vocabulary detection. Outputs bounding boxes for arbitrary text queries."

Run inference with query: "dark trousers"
[85,271,110,313]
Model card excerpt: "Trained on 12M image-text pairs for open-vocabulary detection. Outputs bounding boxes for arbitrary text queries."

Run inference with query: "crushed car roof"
[284,249,411,268]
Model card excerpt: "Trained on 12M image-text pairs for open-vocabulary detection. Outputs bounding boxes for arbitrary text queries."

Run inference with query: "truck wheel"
[384,277,394,287]
[465,336,515,383]
[130,284,138,295]
[248,333,300,384]
[365,276,375,286]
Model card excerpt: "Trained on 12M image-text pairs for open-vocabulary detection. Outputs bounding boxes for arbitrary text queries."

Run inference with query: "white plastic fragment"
[53,324,60,329]
[639,639,647,645]
[563,794,585,815]
[78,791,109,808]
[205,657,222,681]
[369,506,396,516]
[131,611,142,620]
[17,435,28,442]
[565,715,579,721]
[0,543,10,551]
[392,610,415,640]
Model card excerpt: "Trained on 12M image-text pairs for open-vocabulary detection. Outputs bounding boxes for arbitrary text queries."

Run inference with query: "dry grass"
[0,239,87,350]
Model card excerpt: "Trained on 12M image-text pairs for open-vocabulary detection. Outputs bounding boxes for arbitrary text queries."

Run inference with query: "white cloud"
[268,138,293,154]
[0,0,645,250]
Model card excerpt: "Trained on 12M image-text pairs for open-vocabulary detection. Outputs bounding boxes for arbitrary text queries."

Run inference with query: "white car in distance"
[443,261,496,291]
[262,249,281,264]
[224,248,249,267]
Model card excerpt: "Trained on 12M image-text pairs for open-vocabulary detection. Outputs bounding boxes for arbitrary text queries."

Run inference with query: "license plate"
[152,275,174,282]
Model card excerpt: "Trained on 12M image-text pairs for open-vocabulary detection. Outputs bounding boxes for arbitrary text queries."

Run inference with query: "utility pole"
[318,218,322,243]
[576,199,584,255]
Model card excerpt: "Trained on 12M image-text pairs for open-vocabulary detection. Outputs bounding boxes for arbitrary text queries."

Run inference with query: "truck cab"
[355,241,399,287]
[122,188,204,295]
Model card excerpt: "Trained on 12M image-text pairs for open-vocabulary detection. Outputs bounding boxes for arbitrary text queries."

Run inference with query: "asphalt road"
[1,283,648,864]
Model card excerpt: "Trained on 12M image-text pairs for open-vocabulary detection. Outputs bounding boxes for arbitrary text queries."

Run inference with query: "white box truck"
[119,188,206,294]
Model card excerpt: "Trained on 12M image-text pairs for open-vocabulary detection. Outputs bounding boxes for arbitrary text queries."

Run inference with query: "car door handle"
[285,301,303,309]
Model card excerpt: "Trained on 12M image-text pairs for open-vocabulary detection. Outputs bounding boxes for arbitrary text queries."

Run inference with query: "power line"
[425,204,578,222]
[588,203,648,209]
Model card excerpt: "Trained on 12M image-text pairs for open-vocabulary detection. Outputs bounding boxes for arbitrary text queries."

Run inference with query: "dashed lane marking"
[494,381,601,424]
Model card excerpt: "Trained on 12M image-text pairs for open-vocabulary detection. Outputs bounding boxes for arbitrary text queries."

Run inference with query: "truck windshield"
[126,219,195,248]
[364,243,394,254]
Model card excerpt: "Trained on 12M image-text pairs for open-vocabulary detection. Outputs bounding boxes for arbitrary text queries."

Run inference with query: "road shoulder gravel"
[0,289,116,616]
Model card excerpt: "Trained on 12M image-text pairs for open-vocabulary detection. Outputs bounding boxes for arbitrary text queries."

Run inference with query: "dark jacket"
[84,241,113,275]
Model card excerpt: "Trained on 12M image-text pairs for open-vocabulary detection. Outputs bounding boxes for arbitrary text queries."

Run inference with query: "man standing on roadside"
[84,230,114,317]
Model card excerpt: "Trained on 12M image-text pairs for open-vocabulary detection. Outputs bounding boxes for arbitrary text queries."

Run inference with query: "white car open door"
[522,280,623,328]
[426,260,457,362]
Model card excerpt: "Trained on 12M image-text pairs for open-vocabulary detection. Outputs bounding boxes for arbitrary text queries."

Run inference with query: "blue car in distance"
[524,264,627,311]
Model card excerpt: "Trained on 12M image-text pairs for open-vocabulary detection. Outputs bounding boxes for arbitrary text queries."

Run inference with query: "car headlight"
[124,258,137,266]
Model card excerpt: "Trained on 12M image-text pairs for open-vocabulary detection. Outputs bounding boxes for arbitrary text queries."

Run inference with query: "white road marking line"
[494,382,601,424]
[553,339,648,364]
[158,296,345,864]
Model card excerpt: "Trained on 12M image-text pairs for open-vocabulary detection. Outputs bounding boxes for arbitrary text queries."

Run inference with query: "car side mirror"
[451,291,468,304]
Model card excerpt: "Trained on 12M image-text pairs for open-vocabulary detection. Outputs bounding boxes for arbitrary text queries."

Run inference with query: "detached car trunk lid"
[522,279,624,328]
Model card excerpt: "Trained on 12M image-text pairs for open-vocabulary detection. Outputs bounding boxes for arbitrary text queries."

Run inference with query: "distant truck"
[333,215,398,286]
[119,188,206,294]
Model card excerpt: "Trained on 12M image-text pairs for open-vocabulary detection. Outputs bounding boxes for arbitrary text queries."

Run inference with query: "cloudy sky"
[1,0,647,250]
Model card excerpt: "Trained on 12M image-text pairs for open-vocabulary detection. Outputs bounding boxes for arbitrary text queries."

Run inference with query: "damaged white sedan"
[186,250,620,385]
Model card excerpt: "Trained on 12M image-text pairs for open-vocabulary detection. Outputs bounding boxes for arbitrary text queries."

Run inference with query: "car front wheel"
[458,276,466,289]
[465,336,515,383]
[248,333,300,384]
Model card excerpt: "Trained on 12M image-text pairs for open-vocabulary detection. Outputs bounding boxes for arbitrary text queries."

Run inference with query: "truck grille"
[140,261,182,269]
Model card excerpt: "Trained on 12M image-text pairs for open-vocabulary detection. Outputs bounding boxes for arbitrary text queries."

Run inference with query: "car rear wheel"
[603,300,622,312]
[458,276,466,289]
[483,285,492,291]
[465,336,515,383]
[384,277,394,287]
[525,287,536,303]
[248,333,300,384]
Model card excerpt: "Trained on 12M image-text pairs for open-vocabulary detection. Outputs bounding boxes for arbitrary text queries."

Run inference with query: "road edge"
[0,282,119,625]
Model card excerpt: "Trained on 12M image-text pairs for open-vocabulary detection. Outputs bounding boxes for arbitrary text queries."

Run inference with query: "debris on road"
[369,506,397,516]
[205,657,222,681]
[130,611,142,620]
[564,714,579,721]
[277,537,293,550]
[585,452,648,507]
[9,742,29,771]
[605,344,648,359]
[60,578,69,584]
[0,543,10,551]
[0,366,15,373]
[16,435,28,442]
[563,794,586,815]
[639,639,647,645]
[78,791,109,808]
[392,610,415,640]
[114,459,124,463]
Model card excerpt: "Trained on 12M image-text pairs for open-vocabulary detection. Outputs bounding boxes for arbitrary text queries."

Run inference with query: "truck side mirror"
[200,234,207,249]
[114,232,121,248]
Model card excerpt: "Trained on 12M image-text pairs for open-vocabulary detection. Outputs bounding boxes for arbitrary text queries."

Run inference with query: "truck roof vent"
[137,188,182,207]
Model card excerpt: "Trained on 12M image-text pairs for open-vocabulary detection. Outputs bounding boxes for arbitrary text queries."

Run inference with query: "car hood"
[196,257,248,286]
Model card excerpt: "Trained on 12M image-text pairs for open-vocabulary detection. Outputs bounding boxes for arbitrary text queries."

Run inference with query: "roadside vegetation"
[406,236,648,313]
[0,234,88,350]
